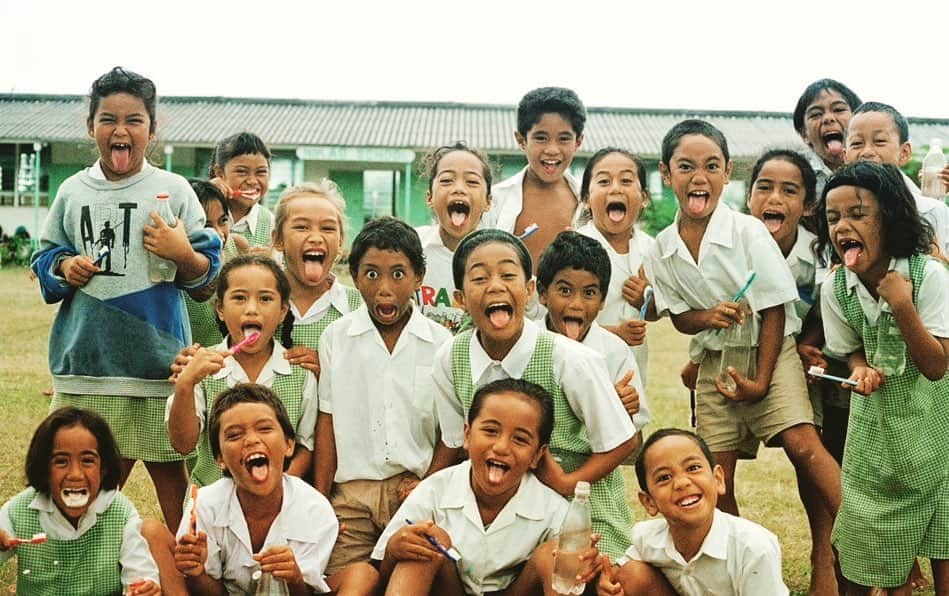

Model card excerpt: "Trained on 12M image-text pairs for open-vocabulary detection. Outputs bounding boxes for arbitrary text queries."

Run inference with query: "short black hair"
[536,231,611,296]
[209,132,271,177]
[517,87,586,138]
[208,384,295,474]
[852,101,909,144]
[660,119,730,166]
[792,79,862,137]
[468,379,554,445]
[452,228,532,291]
[26,407,122,494]
[88,66,157,134]
[422,142,493,195]
[748,149,819,211]
[815,161,934,267]
[635,428,716,493]
[348,216,426,279]
[216,254,294,347]
[189,178,230,218]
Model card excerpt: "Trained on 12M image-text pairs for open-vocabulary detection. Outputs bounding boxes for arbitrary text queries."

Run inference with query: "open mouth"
[447,201,471,227]
[375,303,399,321]
[302,250,326,283]
[61,488,90,509]
[838,238,864,268]
[606,201,627,223]
[110,143,131,172]
[244,453,270,482]
[485,459,510,484]
[562,316,584,340]
[676,494,703,509]
[762,211,786,234]
[540,158,561,174]
[485,303,514,329]
[686,191,709,216]
[241,324,262,342]
[822,131,844,157]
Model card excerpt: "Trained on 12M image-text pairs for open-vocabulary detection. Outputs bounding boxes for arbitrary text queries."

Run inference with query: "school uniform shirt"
[482,166,581,233]
[178,475,335,594]
[820,256,949,357]
[576,221,657,384]
[902,171,949,254]
[580,321,650,430]
[433,319,635,450]
[291,277,358,328]
[318,305,453,482]
[414,224,467,334]
[647,202,801,355]
[0,489,160,588]
[786,225,819,322]
[617,509,788,596]
[164,340,318,450]
[371,461,568,594]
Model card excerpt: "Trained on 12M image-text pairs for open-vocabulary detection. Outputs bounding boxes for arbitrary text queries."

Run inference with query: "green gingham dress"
[831,254,949,587]
[287,286,363,351]
[190,366,308,487]
[235,205,275,247]
[8,488,133,595]
[451,329,632,558]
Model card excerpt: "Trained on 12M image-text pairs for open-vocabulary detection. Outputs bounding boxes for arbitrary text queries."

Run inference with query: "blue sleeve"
[176,228,222,290]
[30,245,79,304]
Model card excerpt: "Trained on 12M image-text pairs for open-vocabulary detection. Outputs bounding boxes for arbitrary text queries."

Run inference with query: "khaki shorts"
[696,336,814,458]
[326,473,416,574]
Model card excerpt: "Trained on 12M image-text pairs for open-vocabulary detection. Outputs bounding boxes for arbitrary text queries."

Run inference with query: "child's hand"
[254,545,304,585]
[680,360,700,390]
[177,347,227,387]
[797,344,828,381]
[284,346,319,375]
[0,530,16,552]
[168,343,201,383]
[610,319,646,347]
[704,301,744,330]
[621,266,650,308]
[143,213,192,264]
[715,368,768,403]
[849,365,884,396]
[59,255,100,287]
[174,531,208,577]
[876,271,913,312]
[597,555,625,595]
[387,521,446,562]
[574,533,602,585]
[126,579,160,595]
[210,177,234,201]
[232,233,251,254]
[614,370,640,416]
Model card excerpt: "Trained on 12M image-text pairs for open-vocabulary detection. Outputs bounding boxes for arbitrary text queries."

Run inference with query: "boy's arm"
[877,269,949,381]
[670,302,743,335]
[287,371,319,478]
[425,431,461,477]
[313,413,336,496]
[167,347,225,454]
[535,437,639,497]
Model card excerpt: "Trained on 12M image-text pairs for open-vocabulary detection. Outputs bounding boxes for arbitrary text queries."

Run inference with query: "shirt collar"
[697,508,729,560]
[211,339,291,381]
[416,224,446,249]
[31,488,118,533]
[788,226,817,266]
[844,257,907,292]
[232,203,261,234]
[470,319,538,382]
[347,304,435,343]
[439,462,547,530]
[291,279,354,323]
[659,201,734,259]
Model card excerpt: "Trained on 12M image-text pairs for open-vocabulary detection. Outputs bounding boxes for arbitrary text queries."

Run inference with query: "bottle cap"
[574,481,591,498]
[251,569,262,581]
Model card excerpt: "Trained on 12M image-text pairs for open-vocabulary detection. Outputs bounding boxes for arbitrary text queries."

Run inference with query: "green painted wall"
[48,163,84,200]
[329,169,364,247]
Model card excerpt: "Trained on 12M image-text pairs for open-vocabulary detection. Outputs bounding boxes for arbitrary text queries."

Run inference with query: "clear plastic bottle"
[147,192,178,283]
[551,481,592,595]
[252,569,290,596]
[870,312,906,377]
[920,139,947,199]
[717,300,758,392]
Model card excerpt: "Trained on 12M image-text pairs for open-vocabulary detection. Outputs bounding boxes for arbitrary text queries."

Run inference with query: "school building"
[2,94,947,241]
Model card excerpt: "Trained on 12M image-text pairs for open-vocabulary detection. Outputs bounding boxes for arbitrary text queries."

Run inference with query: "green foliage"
[641,194,678,236]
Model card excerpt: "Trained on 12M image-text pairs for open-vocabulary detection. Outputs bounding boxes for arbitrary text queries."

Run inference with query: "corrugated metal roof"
[2,94,948,159]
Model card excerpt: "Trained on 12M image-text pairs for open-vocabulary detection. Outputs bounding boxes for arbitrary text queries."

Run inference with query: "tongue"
[304,259,324,283]
[608,208,625,223]
[844,246,862,268]
[489,308,511,329]
[487,465,505,484]
[111,147,130,172]
[826,139,844,156]
[687,196,707,216]
[764,218,782,233]
[450,211,468,227]
[564,320,582,340]
[250,463,269,482]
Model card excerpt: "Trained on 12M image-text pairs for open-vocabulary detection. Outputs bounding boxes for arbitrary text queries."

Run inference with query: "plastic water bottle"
[920,139,947,199]
[551,481,592,595]
[147,192,178,283]
[253,569,290,595]
[870,312,906,377]
[717,299,758,392]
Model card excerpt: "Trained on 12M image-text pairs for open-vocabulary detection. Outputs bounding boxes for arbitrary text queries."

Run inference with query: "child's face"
[354,247,422,330]
[825,185,884,276]
[215,402,294,496]
[844,111,911,167]
[587,153,648,238]
[427,151,492,247]
[458,242,534,346]
[515,113,583,185]
[539,268,603,342]
[216,265,288,352]
[660,134,732,222]
[87,92,153,181]
[216,153,270,214]
[464,392,544,503]
[638,435,725,529]
[747,159,806,248]
[49,425,103,525]
[205,199,231,246]
[801,89,852,168]
[273,196,343,290]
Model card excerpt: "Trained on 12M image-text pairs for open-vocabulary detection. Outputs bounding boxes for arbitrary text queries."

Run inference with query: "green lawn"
[0,267,934,594]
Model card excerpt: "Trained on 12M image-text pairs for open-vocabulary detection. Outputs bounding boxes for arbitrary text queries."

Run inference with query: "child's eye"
[687,463,703,472]
[52,456,69,468]
[707,163,719,171]
[596,178,610,186]
[558,287,572,296]
[393,270,406,280]
[256,169,270,177]
[366,270,379,280]
[621,177,635,185]
[583,288,599,299]
[654,473,671,484]
[849,141,863,149]
[81,456,99,467]
[501,273,518,281]
[469,275,487,284]
[678,163,692,172]
[513,434,531,446]
[321,225,338,234]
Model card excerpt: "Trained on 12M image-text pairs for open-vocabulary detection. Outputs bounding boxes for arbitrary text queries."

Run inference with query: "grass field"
[0,266,935,594]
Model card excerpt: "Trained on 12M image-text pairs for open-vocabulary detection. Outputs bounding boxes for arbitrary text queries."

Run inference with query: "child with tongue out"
[209,132,276,251]
[792,79,862,197]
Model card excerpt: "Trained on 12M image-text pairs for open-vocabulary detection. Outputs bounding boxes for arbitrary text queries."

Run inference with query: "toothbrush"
[9,533,46,546]
[640,286,654,320]
[716,271,757,335]
[518,223,539,241]
[228,332,260,356]
[807,365,858,387]
[405,519,460,561]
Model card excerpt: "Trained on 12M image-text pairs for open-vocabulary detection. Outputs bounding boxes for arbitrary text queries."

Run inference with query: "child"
[536,230,650,432]
[166,255,317,486]
[374,379,600,595]
[0,407,161,594]
[415,142,493,334]
[210,132,275,249]
[314,216,453,574]
[815,161,948,593]
[166,384,376,594]
[485,87,585,268]
[645,119,841,528]
[30,66,221,531]
[576,147,657,385]
[844,101,949,254]
[598,429,788,596]
[432,228,637,559]
[792,78,862,195]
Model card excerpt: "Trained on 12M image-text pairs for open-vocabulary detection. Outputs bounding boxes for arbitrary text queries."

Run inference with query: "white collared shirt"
[433,319,635,451]
[618,509,788,596]
[318,305,453,481]
[164,339,318,450]
[820,256,949,356]
[902,171,949,254]
[647,202,801,352]
[371,461,568,594]
[483,166,582,233]
[785,226,818,321]
[414,224,467,334]
[290,278,357,324]
[230,202,261,236]
[177,475,335,594]
[580,321,650,430]
[0,489,160,588]
[576,221,657,384]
